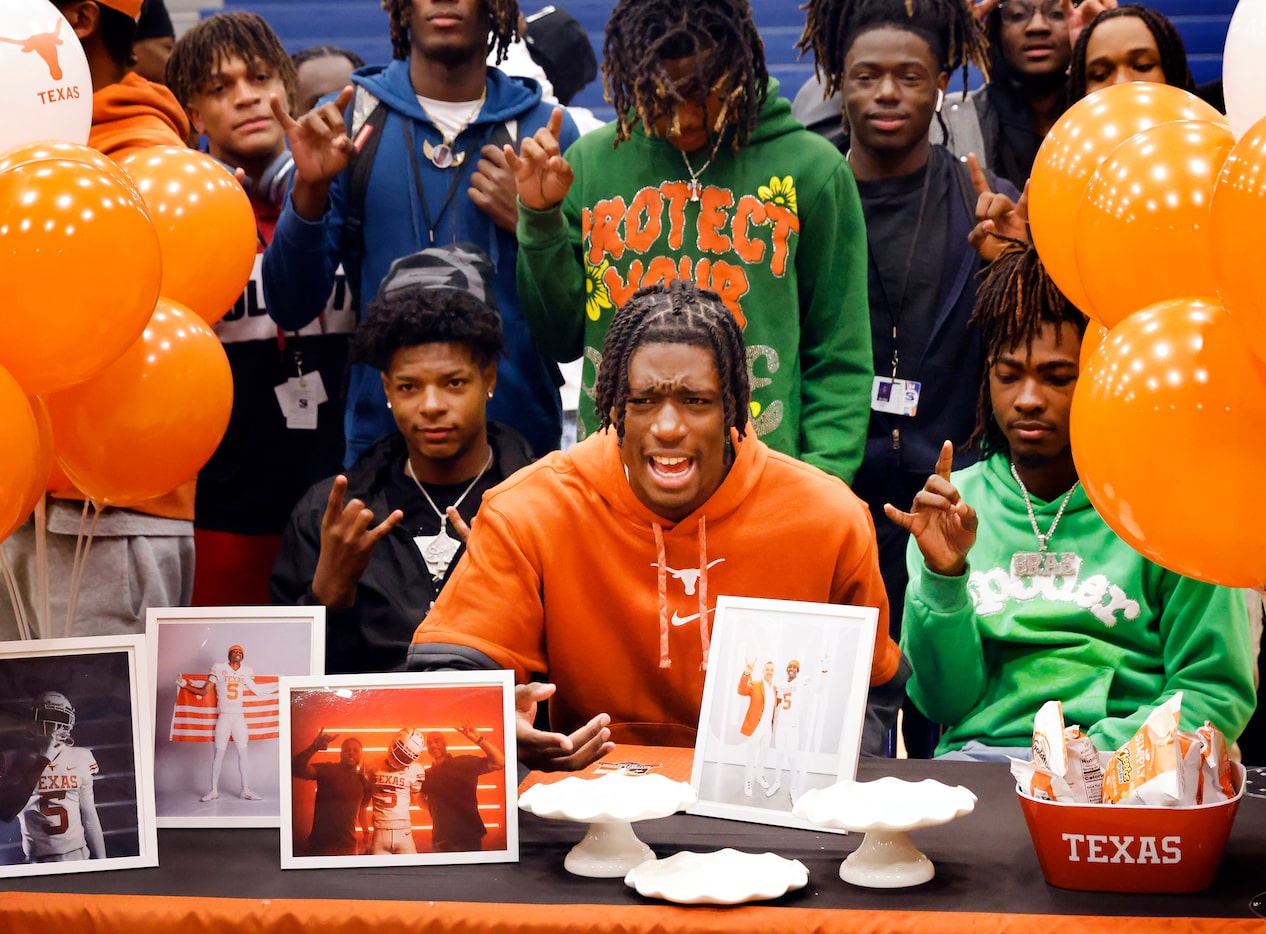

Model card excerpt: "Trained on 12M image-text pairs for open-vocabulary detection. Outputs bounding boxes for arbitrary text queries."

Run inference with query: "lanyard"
[864,162,933,378]
[403,120,473,246]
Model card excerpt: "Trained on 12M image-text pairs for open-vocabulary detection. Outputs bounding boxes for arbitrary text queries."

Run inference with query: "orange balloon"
[118,147,256,326]
[46,299,234,508]
[1079,321,1108,370]
[0,139,140,198]
[1071,297,1266,587]
[0,158,161,395]
[0,369,44,542]
[1210,113,1266,364]
[1075,120,1234,327]
[1029,83,1227,318]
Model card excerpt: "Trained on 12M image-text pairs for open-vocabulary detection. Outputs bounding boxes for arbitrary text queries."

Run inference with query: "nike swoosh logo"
[671,610,715,627]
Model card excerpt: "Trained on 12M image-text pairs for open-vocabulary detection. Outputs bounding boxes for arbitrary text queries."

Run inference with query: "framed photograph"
[279,670,517,869]
[146,606,324,828]
[689,595,878,830]
[0,635,157,877]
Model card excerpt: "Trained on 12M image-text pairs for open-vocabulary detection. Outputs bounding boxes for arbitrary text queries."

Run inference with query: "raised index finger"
[967,152,991,197]
[269,92,300,132]
[935,439,955,481]
[546,106,564,141]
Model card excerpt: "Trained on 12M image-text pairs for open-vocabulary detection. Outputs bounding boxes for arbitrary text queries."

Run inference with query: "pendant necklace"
[680,135,723,202]
[1009,462,1081,579]
[422,88,487,169]
[406,448,494,578]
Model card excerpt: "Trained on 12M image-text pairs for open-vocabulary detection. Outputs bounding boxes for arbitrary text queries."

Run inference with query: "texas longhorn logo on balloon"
[0,0,91,151]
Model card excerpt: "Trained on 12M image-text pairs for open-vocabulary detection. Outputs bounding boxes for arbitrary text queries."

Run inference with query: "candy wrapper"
[1010,700,1104,803]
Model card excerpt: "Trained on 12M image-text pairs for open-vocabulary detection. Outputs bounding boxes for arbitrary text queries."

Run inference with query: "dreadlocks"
[797,0,988,100]
[1067,4,1193,102]
[595,280,751,443]
[381,0,519,65]
[968,243,1088,457]
[602,0,769,149]
[166,12,297,113]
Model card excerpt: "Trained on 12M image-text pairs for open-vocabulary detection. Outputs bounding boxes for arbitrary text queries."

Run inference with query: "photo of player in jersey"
[179,644,278,802]
[279,671,517,869]
[0,638,155,879]
[0,692,105,863]
[149,608,323,829]
[690,596,878,831]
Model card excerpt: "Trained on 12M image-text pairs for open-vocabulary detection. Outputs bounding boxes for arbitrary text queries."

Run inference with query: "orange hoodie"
[410,429,900,747]
[89,71,189,158]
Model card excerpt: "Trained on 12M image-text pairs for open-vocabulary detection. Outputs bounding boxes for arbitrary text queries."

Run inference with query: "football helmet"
[34,691,75,744]
[387,727,426,770]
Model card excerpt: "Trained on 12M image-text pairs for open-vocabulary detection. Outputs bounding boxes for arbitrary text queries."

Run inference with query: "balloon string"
[0,547,33,642]
[65,500,100,639]
[35,495,49,640]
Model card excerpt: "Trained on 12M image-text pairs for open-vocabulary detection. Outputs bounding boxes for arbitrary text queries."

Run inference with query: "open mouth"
[648,454,695,489]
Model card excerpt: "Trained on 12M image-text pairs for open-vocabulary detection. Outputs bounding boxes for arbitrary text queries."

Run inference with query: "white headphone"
[935,88,945,114]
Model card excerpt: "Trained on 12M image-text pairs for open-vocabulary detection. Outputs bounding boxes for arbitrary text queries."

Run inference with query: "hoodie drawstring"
[653,522,670,669]
[697,516,710,671]
[652,518,712,671]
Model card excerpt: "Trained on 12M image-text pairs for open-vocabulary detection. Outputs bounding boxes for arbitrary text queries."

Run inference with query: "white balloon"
[0,0,92,153]
[1224,0,1266,139]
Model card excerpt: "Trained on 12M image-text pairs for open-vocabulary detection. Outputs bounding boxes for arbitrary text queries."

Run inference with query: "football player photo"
[147,606,324,829]
[0,635,157,878]
[689,596,878,831]
[279,671,517,869]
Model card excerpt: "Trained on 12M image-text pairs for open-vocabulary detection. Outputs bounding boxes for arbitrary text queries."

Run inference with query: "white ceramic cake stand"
[518,773,697,878]
[793,777,976,888]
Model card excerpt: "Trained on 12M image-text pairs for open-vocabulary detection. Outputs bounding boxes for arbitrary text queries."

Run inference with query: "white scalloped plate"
[518,773,697,824]
[625,848,809,905]
[793,777,977,832]
[793,778,977,888]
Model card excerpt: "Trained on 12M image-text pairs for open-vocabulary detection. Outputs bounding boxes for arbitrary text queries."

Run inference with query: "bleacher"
[199,0,1238,121]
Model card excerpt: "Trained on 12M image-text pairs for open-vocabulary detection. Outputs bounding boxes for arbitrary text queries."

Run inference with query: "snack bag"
[1196,722,1234,805]
[1011,700,1103,803]
[1103,693,1185,806]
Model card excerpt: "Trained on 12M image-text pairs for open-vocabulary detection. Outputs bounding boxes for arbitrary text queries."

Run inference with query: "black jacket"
[270,423,534,674]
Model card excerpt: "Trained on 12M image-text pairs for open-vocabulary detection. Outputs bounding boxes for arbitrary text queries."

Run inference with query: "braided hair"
[1067,4,1193,102]
[595,280,751,443]
[968,243,1088,457]
[602,0,769,149]
[166,12,297,114]
[798,0,988,100]
[381,0,519,64]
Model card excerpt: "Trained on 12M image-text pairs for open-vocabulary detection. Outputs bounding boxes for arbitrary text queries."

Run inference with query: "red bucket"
[1016,761,1245,893]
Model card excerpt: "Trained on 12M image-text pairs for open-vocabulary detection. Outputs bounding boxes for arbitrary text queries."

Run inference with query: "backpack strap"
[339,86,388,272]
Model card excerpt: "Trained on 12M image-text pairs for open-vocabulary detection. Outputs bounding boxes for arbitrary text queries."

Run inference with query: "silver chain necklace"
[406,448,493,578]
[421,88,487,169]
[680,132,725,203]
[1009,462,1081,579]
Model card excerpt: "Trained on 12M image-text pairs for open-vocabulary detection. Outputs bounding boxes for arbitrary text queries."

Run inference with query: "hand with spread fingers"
[269,86,356,219]
[967,153,1031,262]
[884,440,979,577]
[514,682,614,772]
[311,474,404,608]
[504,108,574,211]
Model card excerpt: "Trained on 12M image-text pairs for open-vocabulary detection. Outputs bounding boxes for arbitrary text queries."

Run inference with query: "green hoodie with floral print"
[515,79,872,483]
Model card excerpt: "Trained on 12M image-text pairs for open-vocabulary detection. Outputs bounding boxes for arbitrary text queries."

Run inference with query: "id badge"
[274,371,328,430]
[871,377,921,416]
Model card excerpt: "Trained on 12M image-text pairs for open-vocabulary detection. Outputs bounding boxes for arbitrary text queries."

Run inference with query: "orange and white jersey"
[370,761,424,829]
[775,675,819,734]
[19,744,98,859]
[208,662,260,714]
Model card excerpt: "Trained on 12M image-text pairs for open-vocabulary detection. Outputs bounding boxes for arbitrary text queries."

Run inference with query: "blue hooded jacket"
[263,60,579,464]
